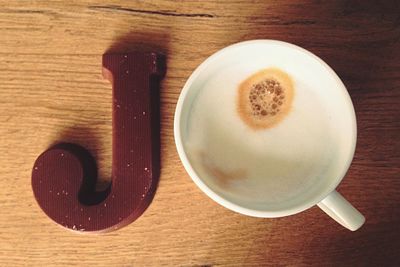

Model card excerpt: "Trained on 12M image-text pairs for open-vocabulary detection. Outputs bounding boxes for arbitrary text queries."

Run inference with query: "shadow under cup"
[175,41,356,217]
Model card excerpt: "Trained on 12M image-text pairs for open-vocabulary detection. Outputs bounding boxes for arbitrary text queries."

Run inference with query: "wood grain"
[0,1,399,266]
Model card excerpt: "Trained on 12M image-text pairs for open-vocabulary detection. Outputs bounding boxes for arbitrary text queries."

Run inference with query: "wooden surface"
[1,1,399,266]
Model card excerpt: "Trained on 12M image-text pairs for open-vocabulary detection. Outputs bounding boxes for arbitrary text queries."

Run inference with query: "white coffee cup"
[174,40,365,231]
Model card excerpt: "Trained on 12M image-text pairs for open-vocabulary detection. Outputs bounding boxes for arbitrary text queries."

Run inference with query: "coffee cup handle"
[317,190,365,231]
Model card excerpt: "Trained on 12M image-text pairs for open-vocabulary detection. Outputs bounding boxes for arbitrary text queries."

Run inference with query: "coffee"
[176,41,363,229]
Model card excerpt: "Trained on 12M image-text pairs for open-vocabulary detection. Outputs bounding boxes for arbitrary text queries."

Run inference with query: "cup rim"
[174,39,357,218]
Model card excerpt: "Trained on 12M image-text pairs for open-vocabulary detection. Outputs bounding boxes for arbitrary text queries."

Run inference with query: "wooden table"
[1,1,399,266]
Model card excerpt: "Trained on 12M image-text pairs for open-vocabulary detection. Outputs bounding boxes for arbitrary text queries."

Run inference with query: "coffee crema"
[237,68,294,129]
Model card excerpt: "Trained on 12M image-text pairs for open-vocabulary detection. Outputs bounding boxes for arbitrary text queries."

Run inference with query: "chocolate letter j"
[32,52,166,233]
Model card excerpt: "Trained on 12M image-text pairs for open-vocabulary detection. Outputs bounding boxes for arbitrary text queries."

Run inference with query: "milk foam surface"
[185,66,337,206]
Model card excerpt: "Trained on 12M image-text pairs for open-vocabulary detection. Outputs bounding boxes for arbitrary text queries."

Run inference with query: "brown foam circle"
[31,52,165,233]
[237,68,294,130]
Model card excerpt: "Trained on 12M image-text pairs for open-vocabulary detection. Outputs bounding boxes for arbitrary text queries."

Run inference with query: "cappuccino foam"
[185,67,335,206]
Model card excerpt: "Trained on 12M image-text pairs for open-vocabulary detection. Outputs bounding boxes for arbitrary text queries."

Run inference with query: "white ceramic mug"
[174,40,365,231]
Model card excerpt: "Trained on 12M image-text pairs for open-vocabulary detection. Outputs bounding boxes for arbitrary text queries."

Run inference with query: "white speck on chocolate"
[60,153,64,157]
[142,111,146,115]
[34,166,38,170]
[88,217,91,221]
[104,203,107,207]
[144,167,148,171]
